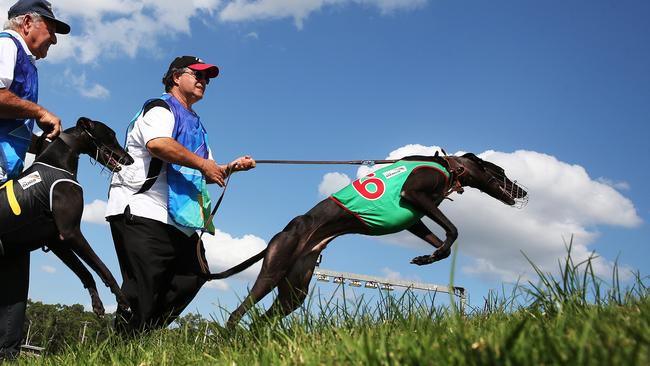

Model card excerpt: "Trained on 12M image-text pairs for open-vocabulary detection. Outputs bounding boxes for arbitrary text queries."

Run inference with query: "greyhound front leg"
[402,192,457,265]
[406,220,449,265]
[49,244,105,316]
[62,231,130,312]
[51,183,130,312]
[423,208,457,264]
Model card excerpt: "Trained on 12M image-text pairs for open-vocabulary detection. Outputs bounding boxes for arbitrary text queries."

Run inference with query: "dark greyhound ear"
[434,151,439,157]
[77,117,95,131]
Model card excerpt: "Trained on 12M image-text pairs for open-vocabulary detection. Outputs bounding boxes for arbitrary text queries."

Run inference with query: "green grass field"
[17,244,650,365]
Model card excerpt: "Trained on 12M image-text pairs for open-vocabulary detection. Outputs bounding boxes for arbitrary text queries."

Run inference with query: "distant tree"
[23,300,113,353]
[173,312,209,340]
[23,301,213,353]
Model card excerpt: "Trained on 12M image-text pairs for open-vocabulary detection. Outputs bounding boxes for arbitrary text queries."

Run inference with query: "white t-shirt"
[0,29,36,181]
[105,103,213,236]
[0,29,35,89]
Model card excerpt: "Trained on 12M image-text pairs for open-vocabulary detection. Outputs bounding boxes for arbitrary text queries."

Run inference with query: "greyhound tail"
[207,248,267,280]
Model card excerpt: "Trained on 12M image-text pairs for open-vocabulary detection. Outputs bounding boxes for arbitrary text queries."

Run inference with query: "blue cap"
[8,0,70,34]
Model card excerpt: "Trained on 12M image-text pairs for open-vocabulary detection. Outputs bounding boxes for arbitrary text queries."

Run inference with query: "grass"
[16,242,650,365]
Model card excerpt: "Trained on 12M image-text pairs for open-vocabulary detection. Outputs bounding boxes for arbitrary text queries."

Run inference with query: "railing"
[313,267,467,311]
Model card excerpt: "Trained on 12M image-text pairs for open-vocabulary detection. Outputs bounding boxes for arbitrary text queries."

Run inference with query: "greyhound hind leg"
[226,232,299,328]
[227,210,348,329]
[262,235,337,322]
[262,250,321,321]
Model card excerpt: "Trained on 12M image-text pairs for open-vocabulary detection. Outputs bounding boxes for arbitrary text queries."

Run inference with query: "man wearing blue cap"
[0,0,70,359]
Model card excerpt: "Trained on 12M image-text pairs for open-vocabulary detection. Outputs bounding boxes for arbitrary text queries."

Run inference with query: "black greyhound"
[207,153,527,328]
[0,117,134,316]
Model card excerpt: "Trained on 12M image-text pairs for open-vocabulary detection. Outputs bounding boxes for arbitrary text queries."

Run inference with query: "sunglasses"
[182,70,210,85]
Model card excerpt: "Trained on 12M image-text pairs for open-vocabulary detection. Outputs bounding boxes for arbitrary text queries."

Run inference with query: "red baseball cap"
[167,56,219,78]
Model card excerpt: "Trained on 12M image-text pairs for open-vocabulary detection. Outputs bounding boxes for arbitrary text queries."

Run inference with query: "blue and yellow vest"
[127,94,214,233]
[0,32,38,180]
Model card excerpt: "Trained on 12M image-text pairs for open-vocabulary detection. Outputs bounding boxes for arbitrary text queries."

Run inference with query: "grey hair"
[4,12,43,31]
[162,67,189,92]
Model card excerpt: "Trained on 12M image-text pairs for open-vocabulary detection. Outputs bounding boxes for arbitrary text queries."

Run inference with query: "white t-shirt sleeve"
[0,38,17,89]
[138,106,175,144]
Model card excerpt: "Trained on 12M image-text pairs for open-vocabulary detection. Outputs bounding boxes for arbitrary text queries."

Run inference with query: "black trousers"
[109,208,207,333]
[0,251,29,360]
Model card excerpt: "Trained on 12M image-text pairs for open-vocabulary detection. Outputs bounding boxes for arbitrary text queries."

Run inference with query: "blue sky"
[3,0,648,318]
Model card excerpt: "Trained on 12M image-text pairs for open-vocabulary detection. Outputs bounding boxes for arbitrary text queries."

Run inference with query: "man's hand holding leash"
[36,108,61,139]
[202,155,256,186]
[228,155,256,173]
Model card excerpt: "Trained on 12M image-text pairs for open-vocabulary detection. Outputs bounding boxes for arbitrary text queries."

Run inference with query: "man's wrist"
[198,158,209,174]
[35,106,47,119]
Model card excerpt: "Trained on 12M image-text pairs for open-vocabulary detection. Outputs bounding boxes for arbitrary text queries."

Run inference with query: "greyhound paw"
[431,246,452,262]
[88,289,105,317]
[117,297,130,312]
[93,304,105,317]
[411,255,434,266]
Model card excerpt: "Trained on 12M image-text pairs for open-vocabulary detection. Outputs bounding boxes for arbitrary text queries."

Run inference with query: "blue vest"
[127,94,214,233]
[0,32,38,181]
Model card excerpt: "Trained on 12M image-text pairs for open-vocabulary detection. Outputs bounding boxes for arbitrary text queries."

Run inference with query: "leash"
[256,159,398,166]
[197,164,234,276]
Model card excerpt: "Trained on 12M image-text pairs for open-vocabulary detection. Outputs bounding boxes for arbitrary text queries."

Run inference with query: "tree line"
[23,300,209,354]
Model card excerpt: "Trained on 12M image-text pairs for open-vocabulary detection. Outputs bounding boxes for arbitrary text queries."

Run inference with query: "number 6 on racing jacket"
[0,117,134,317]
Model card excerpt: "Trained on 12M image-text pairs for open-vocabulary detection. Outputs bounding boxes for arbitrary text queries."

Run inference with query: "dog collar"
[57,132,81,156]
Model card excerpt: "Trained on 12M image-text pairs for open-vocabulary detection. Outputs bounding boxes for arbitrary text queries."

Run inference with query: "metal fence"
[313,267,467,311]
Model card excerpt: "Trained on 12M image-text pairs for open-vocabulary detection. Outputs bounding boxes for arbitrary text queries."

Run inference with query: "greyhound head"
[450,153,528,208]
[75,117,134,172]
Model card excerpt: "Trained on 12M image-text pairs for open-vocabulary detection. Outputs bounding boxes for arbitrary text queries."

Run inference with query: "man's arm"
[0,88,61,139]
[147,137,228,186]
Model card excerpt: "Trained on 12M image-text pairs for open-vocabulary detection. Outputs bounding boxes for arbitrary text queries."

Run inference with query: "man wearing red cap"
[0,0,69,359]
[106,56,255,333]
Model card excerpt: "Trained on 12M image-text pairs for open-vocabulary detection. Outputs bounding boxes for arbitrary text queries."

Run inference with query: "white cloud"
[204,279,231,291]
[380,267,423,283]
[84,303,117,314]
[63,69,110,99]
[81,199,109,225]
[41,265,57,274]
[1,0,427,64]
[318,172,351,196]
[323,145,642,283]
[219,0,427,29]
[34,0,223,64]
[245,31,259,39]
[364,0,427,13]
[596,177,630,191]
[202,229,267,290]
